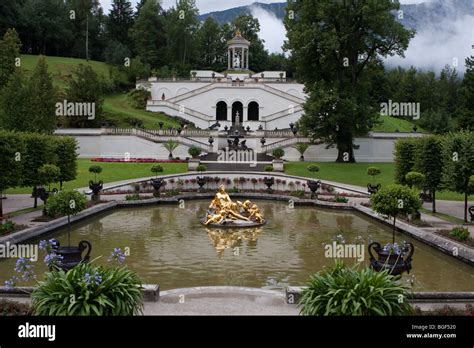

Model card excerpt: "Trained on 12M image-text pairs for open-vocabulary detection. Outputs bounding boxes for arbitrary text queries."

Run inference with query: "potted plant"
[293,142,310,161]
[369,184,421,275]
[367,166,381,194]
[307,180,321,199]
[45,190,90,271]
[272,148,285,172]
[188,146,201,171]
[88,165,103,201]
[264,177,274,193]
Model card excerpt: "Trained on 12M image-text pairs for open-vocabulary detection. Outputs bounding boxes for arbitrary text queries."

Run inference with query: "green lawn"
[6,159,187,194]
[284,162,465,201]
[103,94,180,129]
[372,115,425,133]
[20,54,110,89]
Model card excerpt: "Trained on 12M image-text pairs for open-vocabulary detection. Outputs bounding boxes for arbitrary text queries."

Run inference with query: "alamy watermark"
[55,100,95,120]
[0,242,38,262]
[217,148,257,167]
[380,100,420,120]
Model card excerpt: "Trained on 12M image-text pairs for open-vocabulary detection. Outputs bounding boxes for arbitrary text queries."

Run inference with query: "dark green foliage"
[367,166,381,182]
[46,190,87,217]
[0,28,21,88]
[150,165,163,175]
[188,146,202,158]
[31,262,143,316]
[54,137,79,189]
[298,261,412,316]
[272,148,284,159]
[450,226,469,242]
[127,88,150,109]
[196,164,207,172]
[38,164,60,190]
[405,171,425,189]
[307,164,320,172]
[394,138,418,185]
[264,165,273,172]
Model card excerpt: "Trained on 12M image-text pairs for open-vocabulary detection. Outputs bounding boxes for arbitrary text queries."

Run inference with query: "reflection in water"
[0,200,472,291]
[206,227,262,256]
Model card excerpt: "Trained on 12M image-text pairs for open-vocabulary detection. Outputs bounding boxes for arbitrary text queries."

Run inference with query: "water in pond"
[0,201,472,291]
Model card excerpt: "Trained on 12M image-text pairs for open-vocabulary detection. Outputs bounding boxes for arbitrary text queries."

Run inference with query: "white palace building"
[138,31,305,130]
[58,32,424,165]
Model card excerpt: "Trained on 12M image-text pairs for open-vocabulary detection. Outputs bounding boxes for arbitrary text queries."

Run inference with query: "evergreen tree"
[0,28,21,88]
[64,64,103,127]
[196,17,226,71]
[106,0,134,48]
[0,70,31,131]
[130,0,166,68]
[28,56,57,133]
[457,56,474,130]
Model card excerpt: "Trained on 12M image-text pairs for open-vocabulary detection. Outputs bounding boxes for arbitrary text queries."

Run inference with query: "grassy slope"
[20,54,110,89]
[103,94,180,129]
[372,115,425,133]
[284,162,465,201]
[6,159,187,194]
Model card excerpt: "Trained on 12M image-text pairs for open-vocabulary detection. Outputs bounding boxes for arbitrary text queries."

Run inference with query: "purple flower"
[44,253,63,268]
[108,248,126,264]
[4,277,17,287]
[84,271,102,286]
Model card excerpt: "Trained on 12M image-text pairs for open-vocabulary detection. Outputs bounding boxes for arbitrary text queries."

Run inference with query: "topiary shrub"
[196,164,207,172]
[151,165,163,177]
[405,171,425,189]
[307,164,320,172]
[31,262,143,316]
[188,146,202,159]
[89,165,103,182]
[272,148,285,159]
[367,166,381,183]
[298,261,412,316]
[264,165,273,172]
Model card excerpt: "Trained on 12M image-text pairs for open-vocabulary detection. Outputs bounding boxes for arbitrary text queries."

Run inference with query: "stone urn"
[367,183,381,195]
[51,239,92,271]
[89,180,103,201]
[307,180,321,199]
[151,178,165,197]
[368,241,414,276]
[197,176,207,191]
[264,177,274,193]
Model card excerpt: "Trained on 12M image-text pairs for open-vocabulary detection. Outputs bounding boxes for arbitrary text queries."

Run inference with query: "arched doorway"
[248,101,259,121]
[232,101,243,124]
[216,101,227,121]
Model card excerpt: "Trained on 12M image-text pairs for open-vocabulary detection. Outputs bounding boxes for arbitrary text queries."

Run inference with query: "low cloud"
[249,6,286,54]
[386,14,473,73]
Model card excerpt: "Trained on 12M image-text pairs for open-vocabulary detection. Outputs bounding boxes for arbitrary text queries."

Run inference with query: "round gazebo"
[227,30,250,70]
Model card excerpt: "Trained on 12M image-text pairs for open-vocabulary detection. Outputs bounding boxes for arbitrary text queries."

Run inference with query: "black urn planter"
[89,180,103,201]
[419,189,433,202]
[197,176,207,191]
[264,177,274,193]
[307,180,321,199]
[151,178,165,197]
[368,241,414,276]
[367,183,381,195]
[51,239,92,271]
[469,206,474,222]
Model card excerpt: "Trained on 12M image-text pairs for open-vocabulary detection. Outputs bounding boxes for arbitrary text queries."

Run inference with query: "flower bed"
[91,157,187,163]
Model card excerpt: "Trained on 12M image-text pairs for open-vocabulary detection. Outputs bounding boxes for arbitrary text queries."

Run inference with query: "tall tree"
[21,133,57,208]
[457,56,474,130]
[196,17,226,71]
[414,135,444,213]
[165,0,199,70]
[0,28,21,88]
[442,130,474,222]
[106,0,134,48]
[285,0,414,162]
[64,64,103,127]
[129,0,166,68]
[54,137,79,190]
[28,56,57,133]
[0,131,25,218]
[0,70,31,131]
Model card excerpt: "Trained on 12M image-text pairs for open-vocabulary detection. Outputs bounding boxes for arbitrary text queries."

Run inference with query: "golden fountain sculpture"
[202,185,265,227]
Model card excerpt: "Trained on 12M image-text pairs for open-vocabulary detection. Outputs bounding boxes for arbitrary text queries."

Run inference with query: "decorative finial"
[236,29,241,37]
